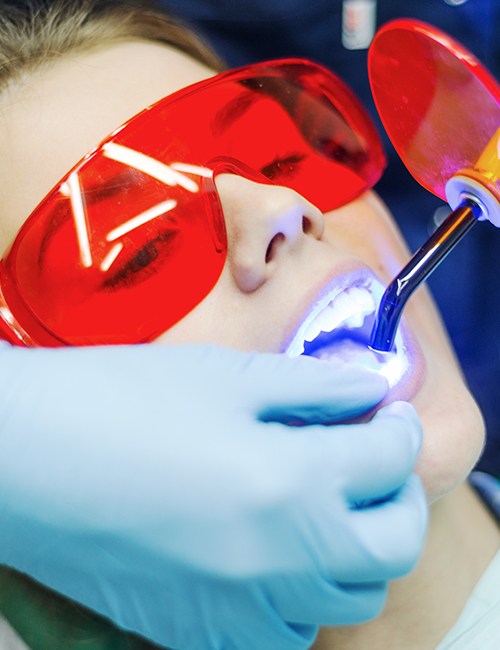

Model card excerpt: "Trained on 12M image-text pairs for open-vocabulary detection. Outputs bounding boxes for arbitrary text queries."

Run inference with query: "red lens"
[0,59,385,345]
[368,19,500,200]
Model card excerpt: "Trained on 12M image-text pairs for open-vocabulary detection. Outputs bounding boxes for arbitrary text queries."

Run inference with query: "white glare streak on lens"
[67,171,92,268]
[102,143,199,192]
[100,242,124,272]
[171,162,213,178]
[106,199,177,241]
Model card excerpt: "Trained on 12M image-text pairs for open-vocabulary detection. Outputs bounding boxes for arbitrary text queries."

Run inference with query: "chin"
[415,384,485,502]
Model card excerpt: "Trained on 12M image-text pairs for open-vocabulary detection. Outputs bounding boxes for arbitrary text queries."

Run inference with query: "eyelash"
[96,154,304,289]
[260,153,305,180]
[101,229,178,291]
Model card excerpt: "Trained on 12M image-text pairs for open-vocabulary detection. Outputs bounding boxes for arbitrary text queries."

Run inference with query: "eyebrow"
[211,88,260,136]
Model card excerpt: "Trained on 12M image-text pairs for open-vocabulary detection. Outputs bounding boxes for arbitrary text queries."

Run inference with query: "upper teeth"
[286,283,382,358]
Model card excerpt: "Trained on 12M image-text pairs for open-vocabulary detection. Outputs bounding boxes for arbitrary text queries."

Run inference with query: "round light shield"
[368,19,500,202]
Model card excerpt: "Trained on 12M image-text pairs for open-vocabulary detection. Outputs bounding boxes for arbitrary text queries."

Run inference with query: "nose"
[215,173,325,292]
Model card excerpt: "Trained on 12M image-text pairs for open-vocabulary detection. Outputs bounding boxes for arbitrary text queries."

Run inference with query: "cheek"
[153,269,260,349]
[324,194,411,282]
[155,265,289,353]
[415,384,485,501]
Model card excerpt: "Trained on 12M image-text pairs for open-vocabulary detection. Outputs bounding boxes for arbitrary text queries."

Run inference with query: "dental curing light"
[367,19,500,352]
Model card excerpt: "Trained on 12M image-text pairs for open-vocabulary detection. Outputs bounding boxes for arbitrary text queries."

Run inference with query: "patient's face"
[0,40,484,500]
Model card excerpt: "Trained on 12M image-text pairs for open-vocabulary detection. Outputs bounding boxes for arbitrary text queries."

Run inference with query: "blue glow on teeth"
[286,279,410,388]
[286,282,381,358]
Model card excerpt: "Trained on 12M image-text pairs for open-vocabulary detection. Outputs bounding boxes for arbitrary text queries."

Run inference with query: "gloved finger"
[267,572,388,627]
[317,401,423,503]
[155,576,319,650]
[327,475,428,583]
[246,353,388,423]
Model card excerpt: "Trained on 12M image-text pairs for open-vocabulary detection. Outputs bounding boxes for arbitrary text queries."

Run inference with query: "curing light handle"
[369,199,482,352]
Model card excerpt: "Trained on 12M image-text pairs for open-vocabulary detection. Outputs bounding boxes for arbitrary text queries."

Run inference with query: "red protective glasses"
[0,59,385,346]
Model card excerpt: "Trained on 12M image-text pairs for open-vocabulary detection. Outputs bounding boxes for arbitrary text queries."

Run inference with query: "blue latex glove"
[0,343,427,650]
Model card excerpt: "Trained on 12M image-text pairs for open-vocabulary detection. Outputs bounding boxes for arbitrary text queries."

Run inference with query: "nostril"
[302,216,314,234]
[302,211,324,239]
[265,232,285,263]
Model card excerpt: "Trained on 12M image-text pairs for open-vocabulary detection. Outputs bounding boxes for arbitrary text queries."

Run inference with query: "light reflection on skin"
[0,40,485,504]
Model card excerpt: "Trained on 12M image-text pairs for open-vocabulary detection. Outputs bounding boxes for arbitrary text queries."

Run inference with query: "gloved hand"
[0,343,427,650]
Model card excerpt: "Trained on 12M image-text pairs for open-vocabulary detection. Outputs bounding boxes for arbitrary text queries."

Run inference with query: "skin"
[0,39,497,648]
[0,38,483,499]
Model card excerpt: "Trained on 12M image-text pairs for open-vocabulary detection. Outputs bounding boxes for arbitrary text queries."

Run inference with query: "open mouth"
[286,275,410,388]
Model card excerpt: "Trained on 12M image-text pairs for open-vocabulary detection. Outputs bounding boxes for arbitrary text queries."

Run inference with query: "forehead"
[0,40,214,251]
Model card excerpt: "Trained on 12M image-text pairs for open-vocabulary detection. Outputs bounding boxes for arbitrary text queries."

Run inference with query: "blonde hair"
[0,3,222,647]
[0,0,224,91]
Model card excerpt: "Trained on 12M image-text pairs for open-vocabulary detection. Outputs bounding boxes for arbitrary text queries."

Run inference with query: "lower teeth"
[309,337,407,388]
[313,339,382,370]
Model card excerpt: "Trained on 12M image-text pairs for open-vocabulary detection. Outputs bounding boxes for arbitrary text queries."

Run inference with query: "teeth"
[303,288,375,342]
[303,319,324,342]
[316,303,343,332]
[287,282,381,358]
[344,311,366,328]
[323,287,375,331]
[340,287,375,314]
[302,302,348,340]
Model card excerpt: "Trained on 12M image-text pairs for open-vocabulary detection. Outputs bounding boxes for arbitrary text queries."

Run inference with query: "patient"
[0,1,498,649]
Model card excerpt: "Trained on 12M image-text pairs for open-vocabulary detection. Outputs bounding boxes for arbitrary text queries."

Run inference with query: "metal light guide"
[367,19,500,352]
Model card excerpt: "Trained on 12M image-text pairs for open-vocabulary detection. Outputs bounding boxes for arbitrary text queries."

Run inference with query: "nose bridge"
[214,172,324,293]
